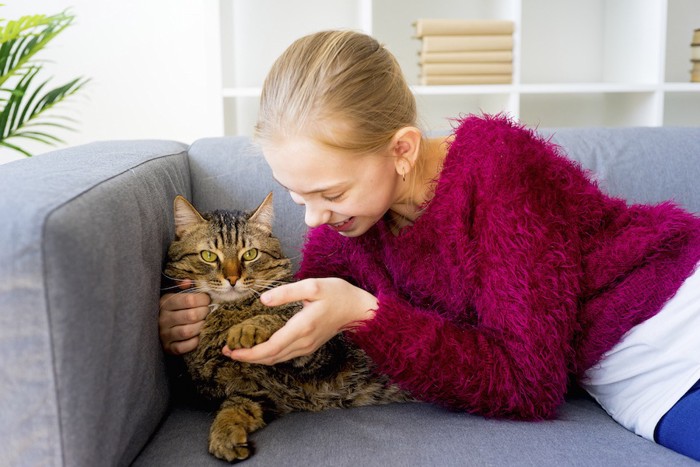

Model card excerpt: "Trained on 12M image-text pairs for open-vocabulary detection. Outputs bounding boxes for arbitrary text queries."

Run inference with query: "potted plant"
[0,9,88,156]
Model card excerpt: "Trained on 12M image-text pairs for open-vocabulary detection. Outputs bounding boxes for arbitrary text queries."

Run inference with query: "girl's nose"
[304,203,330,228]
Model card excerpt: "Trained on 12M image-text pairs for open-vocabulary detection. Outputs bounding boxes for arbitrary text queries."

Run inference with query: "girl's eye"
[242,248,258,261]
[200,250,218,263]
[323,193,343,202]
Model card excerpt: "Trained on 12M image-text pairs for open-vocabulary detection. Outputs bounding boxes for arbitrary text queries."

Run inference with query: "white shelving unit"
[220,0,700,136]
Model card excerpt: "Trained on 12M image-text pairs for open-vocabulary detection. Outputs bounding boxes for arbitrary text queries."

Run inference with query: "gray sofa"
[2,127,699,467]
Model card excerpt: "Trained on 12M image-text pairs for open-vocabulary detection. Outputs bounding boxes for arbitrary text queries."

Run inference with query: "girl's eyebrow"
[271,174,344,195]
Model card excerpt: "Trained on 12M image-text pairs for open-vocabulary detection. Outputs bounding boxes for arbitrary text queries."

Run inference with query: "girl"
[159,30,700,460]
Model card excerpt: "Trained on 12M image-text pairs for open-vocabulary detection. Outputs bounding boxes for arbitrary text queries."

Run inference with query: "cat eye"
[200,250,218,263]
[242,248,258,261]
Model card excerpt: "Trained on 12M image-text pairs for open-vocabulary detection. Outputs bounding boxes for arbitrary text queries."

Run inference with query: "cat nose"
[222,259,240,286]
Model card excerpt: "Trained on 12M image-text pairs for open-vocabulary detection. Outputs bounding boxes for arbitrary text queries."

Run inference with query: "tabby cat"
[164,194,410,462]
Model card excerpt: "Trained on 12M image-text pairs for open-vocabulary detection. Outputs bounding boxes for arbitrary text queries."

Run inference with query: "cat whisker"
[249,281,291,295]
[161,271,188,282]
[248,290,263,298]
[251,280,287,287]
[252,279,290,286]
[159,283,211,308]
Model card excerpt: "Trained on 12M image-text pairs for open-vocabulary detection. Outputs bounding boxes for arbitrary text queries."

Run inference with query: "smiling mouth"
[330,217,355,231]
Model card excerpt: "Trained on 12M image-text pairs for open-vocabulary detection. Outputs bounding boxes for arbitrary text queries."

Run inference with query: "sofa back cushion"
[545,127,700,214]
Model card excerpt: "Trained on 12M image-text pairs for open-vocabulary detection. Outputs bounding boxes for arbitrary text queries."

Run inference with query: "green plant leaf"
[0,12,74,88]
[0,8,86,156]
[0,139,32,157]
[0,64,88,153]
[12,130,65,145]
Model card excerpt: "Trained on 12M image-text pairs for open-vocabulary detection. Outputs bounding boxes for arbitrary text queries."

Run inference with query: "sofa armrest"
[0,140,190,466]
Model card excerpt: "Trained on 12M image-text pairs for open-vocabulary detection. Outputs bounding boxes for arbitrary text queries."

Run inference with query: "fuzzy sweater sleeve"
[296,227,353,282]
[349,116,599,420]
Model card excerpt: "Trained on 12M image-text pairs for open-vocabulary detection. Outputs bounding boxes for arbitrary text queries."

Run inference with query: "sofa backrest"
[544,127,700,214]
[188,128,700,273]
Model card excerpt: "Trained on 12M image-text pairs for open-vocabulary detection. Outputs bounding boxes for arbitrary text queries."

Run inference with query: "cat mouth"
[209,287,253,303]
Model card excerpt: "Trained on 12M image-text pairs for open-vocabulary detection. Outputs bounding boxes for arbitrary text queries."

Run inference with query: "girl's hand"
[223,278,377,365]
[159,279,211,355]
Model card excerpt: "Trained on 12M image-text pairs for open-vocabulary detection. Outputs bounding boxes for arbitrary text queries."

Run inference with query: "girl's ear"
[390,126,423,176]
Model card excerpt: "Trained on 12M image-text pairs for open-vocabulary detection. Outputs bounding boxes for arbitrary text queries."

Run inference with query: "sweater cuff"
[348,291,441,384]
[351,291,401,345]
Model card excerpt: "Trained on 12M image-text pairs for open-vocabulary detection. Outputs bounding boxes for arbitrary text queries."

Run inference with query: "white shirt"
[582,263,700,441]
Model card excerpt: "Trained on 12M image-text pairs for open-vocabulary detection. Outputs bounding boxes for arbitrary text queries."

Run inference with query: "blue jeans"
[654,379,700,461]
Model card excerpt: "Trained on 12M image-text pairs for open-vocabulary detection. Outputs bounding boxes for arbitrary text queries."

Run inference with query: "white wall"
[0,1,223,164]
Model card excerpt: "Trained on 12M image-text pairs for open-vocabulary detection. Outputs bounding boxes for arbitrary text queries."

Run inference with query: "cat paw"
[226,322,272,349]
[209,424,254,462]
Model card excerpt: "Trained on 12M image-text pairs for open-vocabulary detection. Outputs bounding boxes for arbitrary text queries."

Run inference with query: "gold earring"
[402,171,406,182]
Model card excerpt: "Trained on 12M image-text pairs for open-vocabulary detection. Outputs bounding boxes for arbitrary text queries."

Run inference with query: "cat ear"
[249,192,274,232]
[173,195,205,238]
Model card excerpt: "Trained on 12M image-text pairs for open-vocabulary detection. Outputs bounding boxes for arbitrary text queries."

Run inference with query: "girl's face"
[263,136,403,237]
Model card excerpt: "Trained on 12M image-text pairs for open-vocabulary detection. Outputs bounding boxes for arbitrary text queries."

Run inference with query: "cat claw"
[209,429,254,462]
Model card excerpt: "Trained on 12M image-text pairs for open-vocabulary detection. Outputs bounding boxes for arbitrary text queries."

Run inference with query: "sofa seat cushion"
[132,396,696,466]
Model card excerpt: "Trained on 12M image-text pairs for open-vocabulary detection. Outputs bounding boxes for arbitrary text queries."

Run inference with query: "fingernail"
[260,292,271,304]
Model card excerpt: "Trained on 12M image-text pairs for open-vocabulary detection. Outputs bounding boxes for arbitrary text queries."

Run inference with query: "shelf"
[416,93,516,132]
[664,92,700,126]
[665,0,700,82]
[521,0,663,85]
[220,0,700,135]
[520,92,660,128]
[663,83,700,92]
[224,83,684,98]
[518,83,659,94]
[410,85,513,95]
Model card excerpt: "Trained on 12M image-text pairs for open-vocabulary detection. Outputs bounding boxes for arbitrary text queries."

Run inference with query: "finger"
[260,279,322,306]
[177,279,194,290]
[178,292,212,312]
[159,292,211,312]
[159,304,210,328]
[227,321,317,365]
[232,341,316,366]
[173,319,207,341]
[227,339,285,364]
[167,336,200,355]
[161,319,206,354]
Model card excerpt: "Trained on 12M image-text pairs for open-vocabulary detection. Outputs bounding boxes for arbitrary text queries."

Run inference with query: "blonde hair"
[254,30,418,155]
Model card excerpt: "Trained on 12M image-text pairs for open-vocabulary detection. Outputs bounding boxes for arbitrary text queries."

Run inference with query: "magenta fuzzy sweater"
[296,115,700,420]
